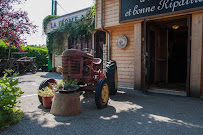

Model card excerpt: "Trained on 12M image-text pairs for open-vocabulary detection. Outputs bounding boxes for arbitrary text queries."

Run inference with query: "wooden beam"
[190,13,202,97]
[141,19,147,93]
[166,29,169,84]
[134,23,142,90]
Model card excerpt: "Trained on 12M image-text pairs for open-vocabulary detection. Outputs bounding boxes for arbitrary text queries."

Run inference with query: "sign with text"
[121,0,203,21]
[46,8,88,33]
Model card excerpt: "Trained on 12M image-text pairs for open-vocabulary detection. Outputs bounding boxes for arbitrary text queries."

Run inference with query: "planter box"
[50,92,82,116]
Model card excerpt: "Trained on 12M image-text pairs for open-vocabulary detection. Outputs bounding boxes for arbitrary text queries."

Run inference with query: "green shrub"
[0,41,18,59]
[0,108,23,131]
[0,41,48,69]
[22,45,48,68]
[0,70,24,112]
[0,70,24,130]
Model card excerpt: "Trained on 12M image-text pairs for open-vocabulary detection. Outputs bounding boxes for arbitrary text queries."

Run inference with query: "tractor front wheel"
[95,79,109,109]
[38,79,56,104]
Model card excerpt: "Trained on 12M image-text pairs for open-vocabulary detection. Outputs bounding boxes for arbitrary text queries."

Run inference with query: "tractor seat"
[93,58,102,65]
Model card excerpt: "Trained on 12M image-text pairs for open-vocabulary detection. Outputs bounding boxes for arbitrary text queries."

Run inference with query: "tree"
[0,0,37,50]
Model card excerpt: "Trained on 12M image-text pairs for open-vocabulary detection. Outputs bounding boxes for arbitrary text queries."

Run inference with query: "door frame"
[142,15,191,96]
[186,15,191,96]
[141,19,147,93]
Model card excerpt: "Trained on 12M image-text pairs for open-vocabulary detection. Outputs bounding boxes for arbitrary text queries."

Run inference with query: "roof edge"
[50,7,90,21]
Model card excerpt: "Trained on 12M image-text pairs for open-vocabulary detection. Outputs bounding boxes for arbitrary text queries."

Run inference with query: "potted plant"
[55,80,64,90]
[38,87,55,109]
[64,79,78,90]
[56,66,62,74]
[54,79,80,94]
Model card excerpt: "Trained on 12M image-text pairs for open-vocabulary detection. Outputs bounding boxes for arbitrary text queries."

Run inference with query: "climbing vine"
[44,5,95,57]
[43,15,59,33]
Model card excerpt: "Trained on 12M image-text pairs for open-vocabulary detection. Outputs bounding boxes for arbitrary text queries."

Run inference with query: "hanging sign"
[46,8,88,33]
[121,0,203,21]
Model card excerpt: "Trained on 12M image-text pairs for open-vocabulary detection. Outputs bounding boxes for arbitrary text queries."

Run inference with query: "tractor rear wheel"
[106,60,118,95]
[95,79,109,109]
[38,79,56,104]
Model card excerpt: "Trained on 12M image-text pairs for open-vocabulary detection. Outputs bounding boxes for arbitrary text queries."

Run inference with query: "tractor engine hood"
[62,49,93,59]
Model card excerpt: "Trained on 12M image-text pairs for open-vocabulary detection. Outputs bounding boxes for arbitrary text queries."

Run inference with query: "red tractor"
[38,49,117,109]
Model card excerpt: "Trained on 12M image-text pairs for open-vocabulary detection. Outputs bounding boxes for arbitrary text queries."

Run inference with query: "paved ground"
[1,72,203,135]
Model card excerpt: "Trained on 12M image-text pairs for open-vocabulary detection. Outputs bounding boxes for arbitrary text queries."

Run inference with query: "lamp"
[172,25,179,29]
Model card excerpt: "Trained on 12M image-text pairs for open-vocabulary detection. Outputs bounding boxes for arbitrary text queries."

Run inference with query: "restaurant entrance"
[145,16,190,92]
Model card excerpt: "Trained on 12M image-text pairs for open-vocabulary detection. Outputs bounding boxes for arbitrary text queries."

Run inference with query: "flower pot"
[50,92,82,116]
[42,96,53,109]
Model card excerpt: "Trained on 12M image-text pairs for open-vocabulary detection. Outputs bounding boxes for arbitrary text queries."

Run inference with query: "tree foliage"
[0,0,37,50]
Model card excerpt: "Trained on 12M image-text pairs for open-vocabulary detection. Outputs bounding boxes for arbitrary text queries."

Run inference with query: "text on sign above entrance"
[121,0,203,21]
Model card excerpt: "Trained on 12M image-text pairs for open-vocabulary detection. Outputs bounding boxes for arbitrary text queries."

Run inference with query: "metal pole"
[54,0,57,15]
[52,0,54,15]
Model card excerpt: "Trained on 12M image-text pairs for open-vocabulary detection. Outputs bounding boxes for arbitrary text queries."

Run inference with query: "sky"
[16,0,94,45]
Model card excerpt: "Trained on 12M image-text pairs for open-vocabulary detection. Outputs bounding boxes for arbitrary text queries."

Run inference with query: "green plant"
[21,45,48,68]
[55,79,78,90]
[0,69,23,112]
[56,80,64,89]
[0,41,48,69]
[43,15,58,33]
[0,108,23,131]
[0,69,24,130]
[45,5,95,56]
[38,87,55,97]
[0,40,18,59]
[64,79,78,88]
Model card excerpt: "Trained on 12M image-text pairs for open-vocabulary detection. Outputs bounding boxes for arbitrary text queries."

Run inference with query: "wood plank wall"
[191,13,202,97]
[107,24,135,88]
[96,0,203,94]
[96,0,120,29]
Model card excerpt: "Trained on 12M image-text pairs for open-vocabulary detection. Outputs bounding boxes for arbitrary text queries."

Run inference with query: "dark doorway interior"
[94,31,106,59]
[168,29,187,83]
[147,17,188,91]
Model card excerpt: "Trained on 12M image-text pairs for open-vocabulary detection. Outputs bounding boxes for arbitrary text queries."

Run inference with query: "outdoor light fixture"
[172,25,179,29]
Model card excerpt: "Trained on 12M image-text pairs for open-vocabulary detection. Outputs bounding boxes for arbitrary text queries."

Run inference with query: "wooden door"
[154,28,168,83]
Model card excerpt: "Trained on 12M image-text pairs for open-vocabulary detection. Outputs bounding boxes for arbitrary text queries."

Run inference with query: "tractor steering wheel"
[82,48,95,55]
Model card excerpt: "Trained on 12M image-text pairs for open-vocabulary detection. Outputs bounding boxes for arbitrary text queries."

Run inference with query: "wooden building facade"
[95,0,203,97]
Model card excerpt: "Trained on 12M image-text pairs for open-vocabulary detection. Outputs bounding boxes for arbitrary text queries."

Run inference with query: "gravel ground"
[1,72,203,135]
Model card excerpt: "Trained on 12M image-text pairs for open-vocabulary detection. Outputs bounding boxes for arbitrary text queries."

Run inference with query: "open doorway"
[94,31,106,59]
[146,16,189,92]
